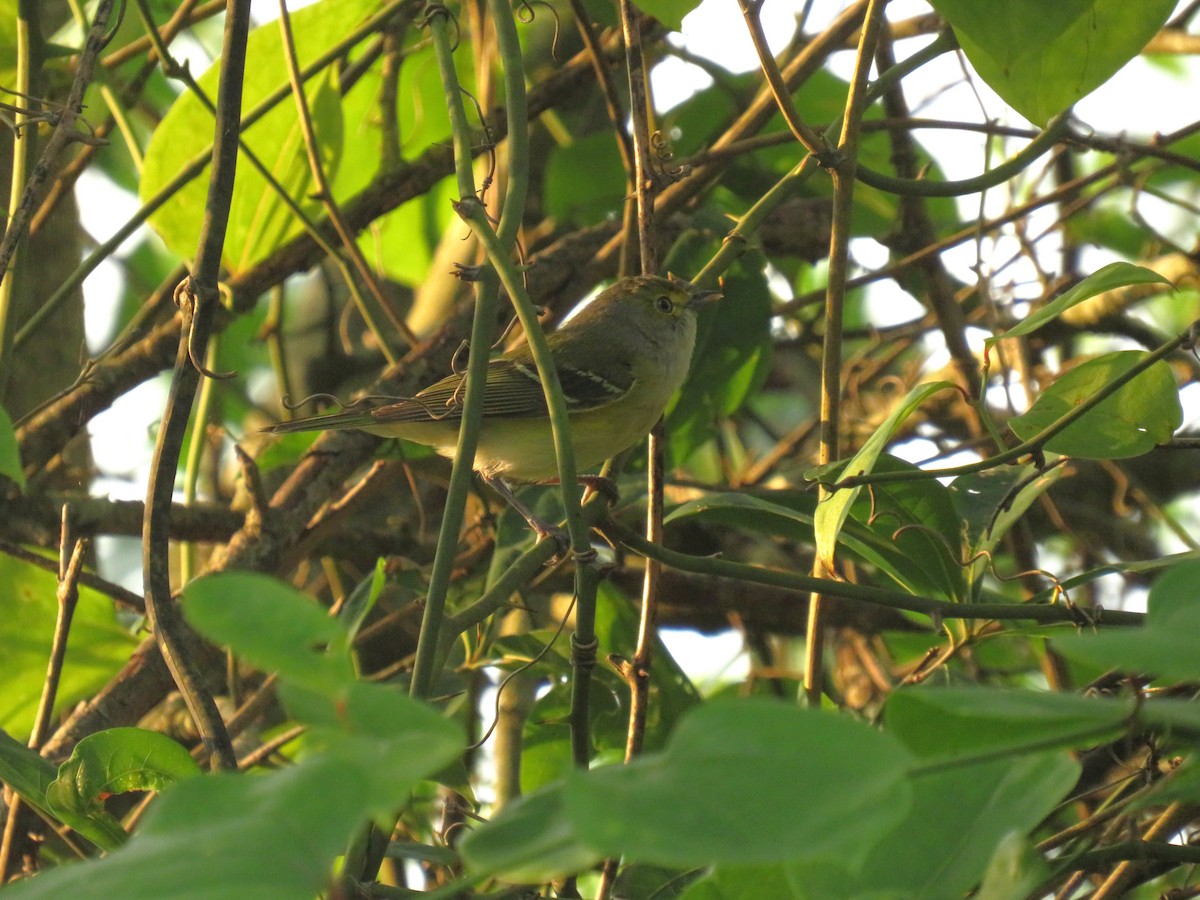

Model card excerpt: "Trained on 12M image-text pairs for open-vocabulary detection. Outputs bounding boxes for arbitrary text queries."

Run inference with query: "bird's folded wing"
[368,357,636,424]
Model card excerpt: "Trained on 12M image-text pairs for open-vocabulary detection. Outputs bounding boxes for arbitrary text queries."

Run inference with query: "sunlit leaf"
[930,0,1177,123]
[985,262,1171,345]
[1008,351,1182,458]
[140,0,385,270]
[809,382,957,571]
[0,558,136,740]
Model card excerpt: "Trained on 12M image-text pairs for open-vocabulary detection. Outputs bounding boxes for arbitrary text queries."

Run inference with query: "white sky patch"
[660,628,750,692]
[89,377,168,483]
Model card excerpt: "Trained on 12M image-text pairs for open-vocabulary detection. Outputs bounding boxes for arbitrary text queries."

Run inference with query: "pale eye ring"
[655,295,673,313]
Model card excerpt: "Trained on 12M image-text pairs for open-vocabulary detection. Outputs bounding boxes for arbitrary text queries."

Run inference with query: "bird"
[265,274,721,536]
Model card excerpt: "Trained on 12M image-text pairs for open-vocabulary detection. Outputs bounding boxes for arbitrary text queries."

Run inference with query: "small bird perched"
[266,274,720,531]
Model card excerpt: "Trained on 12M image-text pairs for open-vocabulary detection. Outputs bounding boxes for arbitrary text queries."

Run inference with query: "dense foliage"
[2,0,1200,897]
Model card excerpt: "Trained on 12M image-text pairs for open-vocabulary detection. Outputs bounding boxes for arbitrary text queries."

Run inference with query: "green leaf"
[613,864,705,899]
[845,459,967,602]
[2,756,376,900]
[565,699,912,869]
[458,784,603,883]
[357,174,456,286]
[278,681,463,815]
[684,754,1075,900]
[985,262,1172,346]
[182,571,356,691]
[0,0,17,87]
[810,382,958,571]
[140,0,384,271]
[633,0,701,31]
[885,687,1131,762]
[679,863,818,900]
[855,751,1078,898]
[667,486,964,601]
[0,405,24,487]
[544,132,627,224]
[949,462,1065,568]
[45,728,201,851]
[929,0,1177,124]
[1008,351,1182,459]
[1053,560,1200,682]
[465,701,913,879]
[337,558,386,642]
[0,557,137,740]
[976,833,1054,900]
[0,729,59,819]
[669,264,773,468]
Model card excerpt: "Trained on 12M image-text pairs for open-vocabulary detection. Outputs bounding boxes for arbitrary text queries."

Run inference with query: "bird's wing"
[392,356,637,423]
[264,354,637,434]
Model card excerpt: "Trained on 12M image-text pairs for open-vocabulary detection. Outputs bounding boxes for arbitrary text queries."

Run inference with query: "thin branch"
[142,0,254,773]
[276,0,418,356]
[805,0,886,707]
[603,517,1144,626]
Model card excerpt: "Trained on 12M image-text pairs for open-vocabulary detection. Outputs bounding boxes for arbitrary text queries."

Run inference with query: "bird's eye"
[654,295,673,313]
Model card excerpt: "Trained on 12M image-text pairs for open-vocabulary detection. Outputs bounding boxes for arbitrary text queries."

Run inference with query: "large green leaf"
[634,0,702,31]
[948,462,1065,564]
[543,131,627,224]
[140,0,385,271]
[3,756,376,900]
[667,482,964,601]
[929,0,1177,124]
[976,834,1053,900]
[565,700,912,869]
[0,557,137,739]
[278,681,463,815]
[854,751,1078,898]
[183,572,462,812]
[1054,560,1200,682]
[462,701,913,879]
[182,571,356,692]
[886,687,1131,762]
[0,729,59,820]
[1008,350,1182,459]
[455,784,603,883]
[682,750,1077,899]
[845,460,967,603]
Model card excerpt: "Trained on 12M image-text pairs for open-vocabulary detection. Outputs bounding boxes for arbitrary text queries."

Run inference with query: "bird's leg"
[541,474,620,505]
[482,475,568,547]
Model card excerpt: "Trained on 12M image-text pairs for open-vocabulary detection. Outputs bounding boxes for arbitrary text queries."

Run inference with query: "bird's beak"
[688,288,723,308]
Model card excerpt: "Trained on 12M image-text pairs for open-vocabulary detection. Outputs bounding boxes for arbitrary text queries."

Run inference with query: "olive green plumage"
[266,275,720,481]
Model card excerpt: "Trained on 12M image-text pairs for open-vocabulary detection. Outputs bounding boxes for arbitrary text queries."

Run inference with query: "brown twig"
[141,0,254,773]
[804,0,887,707]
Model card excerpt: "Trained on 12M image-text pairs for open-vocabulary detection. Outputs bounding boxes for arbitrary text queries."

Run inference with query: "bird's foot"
[483,475,569,553]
